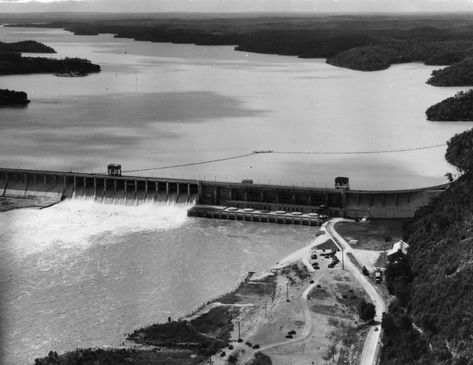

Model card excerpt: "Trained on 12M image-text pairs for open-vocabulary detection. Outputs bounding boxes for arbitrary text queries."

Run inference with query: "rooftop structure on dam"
[0,167,449,219]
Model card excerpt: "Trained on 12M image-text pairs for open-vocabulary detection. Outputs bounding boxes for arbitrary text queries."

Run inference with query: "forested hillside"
[8,15,473,72]
[0,40,55,53]
[426,90,473,121]
[382,129,473,365]
[0,52,100,76]
[427,58,473,86]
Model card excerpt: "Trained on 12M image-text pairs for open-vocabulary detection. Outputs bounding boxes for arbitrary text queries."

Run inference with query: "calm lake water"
[0,26,472,189]
[0,25,472,364]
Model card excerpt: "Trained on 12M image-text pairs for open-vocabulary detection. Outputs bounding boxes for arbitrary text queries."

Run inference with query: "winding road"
[326,218,387,365]
[220,220,386,365]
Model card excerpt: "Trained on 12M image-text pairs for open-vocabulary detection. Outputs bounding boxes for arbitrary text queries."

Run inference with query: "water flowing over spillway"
[1,198,194,257]
[0,198,314,364]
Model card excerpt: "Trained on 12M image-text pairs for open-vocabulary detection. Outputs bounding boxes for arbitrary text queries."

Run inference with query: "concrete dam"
[0,167,448,220]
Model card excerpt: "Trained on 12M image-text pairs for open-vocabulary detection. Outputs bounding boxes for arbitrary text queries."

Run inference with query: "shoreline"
[33,227,320,364]
[34,222,374,365]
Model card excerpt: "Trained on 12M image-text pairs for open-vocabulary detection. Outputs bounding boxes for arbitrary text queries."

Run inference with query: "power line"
[272,143,446,155]
[122,152,256,173]
[121,143,446,173]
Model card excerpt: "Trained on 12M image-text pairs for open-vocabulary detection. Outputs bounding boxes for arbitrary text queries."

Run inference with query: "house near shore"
[387,240,409,263]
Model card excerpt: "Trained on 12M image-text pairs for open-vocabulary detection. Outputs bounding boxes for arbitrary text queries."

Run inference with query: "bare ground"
[335,220,405,251]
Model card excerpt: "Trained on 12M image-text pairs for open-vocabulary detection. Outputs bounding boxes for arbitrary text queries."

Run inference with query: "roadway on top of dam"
[0,167,450,195]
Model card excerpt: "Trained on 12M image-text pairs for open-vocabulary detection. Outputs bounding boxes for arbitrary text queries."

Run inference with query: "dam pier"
[0,167,448,222]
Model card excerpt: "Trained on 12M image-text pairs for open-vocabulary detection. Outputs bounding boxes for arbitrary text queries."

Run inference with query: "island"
[0,89,30,106]
[426,90,473,121]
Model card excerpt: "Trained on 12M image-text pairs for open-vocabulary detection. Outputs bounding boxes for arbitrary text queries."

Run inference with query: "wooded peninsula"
[0,39,100,77]
[0,39,100,104]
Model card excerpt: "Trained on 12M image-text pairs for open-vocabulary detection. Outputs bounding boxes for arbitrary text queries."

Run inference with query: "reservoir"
[0,25,472,364]
[0,25,472,189]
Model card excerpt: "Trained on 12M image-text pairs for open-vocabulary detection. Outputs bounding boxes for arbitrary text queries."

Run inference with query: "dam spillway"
[0,168,200,205]
[0,167,448,219]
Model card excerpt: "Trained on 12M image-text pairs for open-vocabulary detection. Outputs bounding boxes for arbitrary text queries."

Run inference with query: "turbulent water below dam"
[0,198,314,364]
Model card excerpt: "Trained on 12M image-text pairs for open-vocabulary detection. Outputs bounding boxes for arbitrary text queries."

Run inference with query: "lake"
[0,25,471,189]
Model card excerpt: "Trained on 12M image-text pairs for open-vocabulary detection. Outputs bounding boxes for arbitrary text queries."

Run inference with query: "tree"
[323,343,338,362]
[359,299,376,321]
[445,128,473,173]
[381,312,398,336]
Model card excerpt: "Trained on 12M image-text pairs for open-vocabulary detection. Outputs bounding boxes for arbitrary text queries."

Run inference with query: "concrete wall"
[0,168,199,205]
[0,168,448,218]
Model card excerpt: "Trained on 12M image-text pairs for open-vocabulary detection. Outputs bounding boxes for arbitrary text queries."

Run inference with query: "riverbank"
[34,224,373,365]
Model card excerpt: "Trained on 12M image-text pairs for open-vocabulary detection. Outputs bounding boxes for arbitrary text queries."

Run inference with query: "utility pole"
[237,320,242,342]
[341,246,345,270]
[286,282,290,302]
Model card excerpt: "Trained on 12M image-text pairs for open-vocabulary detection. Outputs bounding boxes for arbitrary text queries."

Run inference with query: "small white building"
[387,240,409,262]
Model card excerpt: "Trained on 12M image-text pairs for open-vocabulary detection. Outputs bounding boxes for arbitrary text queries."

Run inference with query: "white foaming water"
[0,198,193,257]
[0,198,314,365]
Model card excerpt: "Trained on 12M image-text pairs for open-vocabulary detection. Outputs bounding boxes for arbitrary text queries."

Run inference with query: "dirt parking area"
[335,219,406,251]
